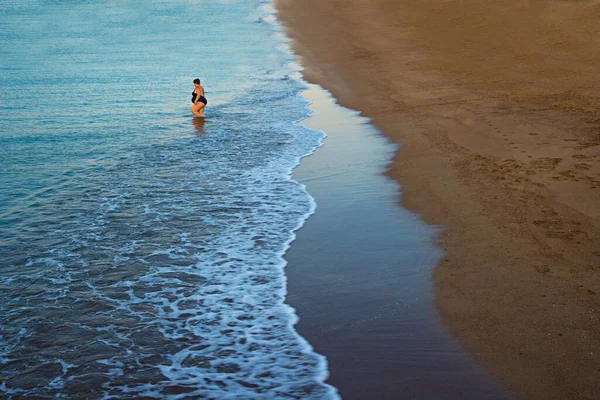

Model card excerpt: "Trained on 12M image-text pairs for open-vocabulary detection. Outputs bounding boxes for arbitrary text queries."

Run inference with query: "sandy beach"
[276,0,600,398]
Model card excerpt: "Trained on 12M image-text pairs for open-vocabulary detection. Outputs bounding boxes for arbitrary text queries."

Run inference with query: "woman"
[191,78,207,117]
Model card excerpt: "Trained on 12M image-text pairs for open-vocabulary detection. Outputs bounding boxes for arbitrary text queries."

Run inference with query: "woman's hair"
[193,78,200,85]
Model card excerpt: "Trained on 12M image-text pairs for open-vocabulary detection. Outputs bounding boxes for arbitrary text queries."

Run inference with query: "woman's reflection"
[192,116,206,135]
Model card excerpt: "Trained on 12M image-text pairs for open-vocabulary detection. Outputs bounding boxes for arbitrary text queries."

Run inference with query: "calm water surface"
[0,1,337,398]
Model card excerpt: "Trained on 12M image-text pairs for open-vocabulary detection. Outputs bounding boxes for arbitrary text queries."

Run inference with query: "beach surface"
[276,0,600,399]
[286,81,510,399]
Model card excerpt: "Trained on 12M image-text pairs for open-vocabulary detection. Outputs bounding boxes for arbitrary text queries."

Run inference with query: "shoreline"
[287,80,509,399]
[276,0,600,399]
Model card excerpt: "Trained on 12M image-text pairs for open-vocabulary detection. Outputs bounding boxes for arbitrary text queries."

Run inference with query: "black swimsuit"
[192,90,208,105]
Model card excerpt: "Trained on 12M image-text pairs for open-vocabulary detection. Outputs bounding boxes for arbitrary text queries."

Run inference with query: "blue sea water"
[0,1,338,398]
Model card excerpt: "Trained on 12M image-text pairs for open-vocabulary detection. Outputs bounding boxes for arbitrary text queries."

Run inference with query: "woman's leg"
[191,102,205,116]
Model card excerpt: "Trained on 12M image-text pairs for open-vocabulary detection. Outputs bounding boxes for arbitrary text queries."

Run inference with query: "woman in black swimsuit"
[191,78,207,117]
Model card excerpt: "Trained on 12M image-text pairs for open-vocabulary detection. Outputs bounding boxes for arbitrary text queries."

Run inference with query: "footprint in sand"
[574,163,591,170]
[530,157,563,170]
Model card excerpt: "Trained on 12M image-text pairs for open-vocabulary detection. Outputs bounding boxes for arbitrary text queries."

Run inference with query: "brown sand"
[275,0,600,399]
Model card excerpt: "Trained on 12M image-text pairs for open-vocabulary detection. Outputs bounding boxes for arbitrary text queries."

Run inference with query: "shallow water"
[0,1,337,398]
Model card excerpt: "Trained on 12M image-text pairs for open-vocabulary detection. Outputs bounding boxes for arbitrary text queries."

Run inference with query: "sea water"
[0,1,338,398]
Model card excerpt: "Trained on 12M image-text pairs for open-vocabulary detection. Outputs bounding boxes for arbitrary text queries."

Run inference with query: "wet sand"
[276,0,600,399]
[287,82,510,399]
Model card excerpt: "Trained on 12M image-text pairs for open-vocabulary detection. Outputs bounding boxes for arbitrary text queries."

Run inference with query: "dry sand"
[275,0,600,398]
